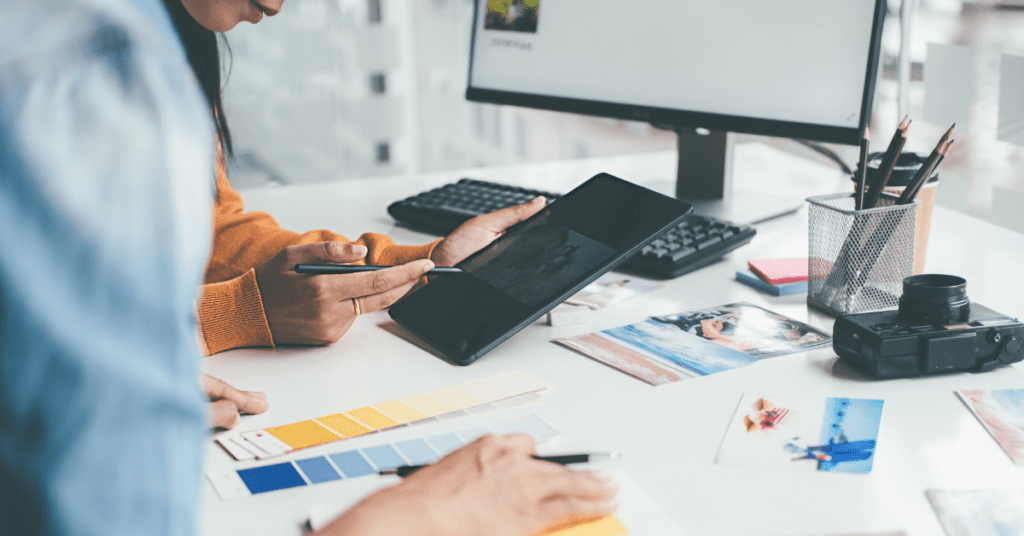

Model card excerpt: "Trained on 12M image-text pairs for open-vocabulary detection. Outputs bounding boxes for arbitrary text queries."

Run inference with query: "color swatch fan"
[216,371,551,461]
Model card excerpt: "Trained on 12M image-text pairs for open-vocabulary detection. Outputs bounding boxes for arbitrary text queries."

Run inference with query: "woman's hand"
[254,242,434,346]
[431,196,546,267]
[319,434,619,536]
[203,374,269,430]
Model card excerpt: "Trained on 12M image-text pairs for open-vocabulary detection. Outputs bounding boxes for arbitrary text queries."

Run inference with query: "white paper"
[998,53,1024,147]
[207,471,251,501]
[215,435,256,461]
[923,43,974,130]
[241,430,291,458]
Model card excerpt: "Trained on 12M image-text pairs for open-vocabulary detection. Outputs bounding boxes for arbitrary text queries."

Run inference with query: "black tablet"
[389,173,692,365]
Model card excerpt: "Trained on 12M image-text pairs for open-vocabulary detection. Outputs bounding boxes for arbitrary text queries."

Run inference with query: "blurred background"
[221,0,1024,230]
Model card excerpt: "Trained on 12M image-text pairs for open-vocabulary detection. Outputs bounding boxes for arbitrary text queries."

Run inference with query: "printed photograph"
[485,0,540,34]
[926,489,1024,536]
[716,394,884,473]
[651,302,832,358]
[553,319,756,385]
[564,273,662,310]
[957,389,1024,464]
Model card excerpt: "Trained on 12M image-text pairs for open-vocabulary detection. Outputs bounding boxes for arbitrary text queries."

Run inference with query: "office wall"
[221,0,1024,227]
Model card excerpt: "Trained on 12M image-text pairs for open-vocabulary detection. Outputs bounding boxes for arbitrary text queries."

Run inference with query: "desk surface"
[202,147,1024,536]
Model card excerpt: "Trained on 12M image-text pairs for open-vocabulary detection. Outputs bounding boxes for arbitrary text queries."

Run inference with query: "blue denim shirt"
[0,1,214,535]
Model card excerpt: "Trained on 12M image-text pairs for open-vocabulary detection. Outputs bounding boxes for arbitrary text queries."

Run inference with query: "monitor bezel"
[465,0,888,147]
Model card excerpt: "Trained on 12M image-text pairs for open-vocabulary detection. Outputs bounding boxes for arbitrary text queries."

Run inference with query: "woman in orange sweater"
[162,1,543,356]
[160,4,619,535]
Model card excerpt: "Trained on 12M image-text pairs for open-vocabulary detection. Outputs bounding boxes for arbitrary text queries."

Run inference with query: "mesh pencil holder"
[807,193,918,316]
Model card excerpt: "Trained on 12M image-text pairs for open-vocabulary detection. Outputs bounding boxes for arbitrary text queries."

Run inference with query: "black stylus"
[294,264,463,275]
[379,452,620,477]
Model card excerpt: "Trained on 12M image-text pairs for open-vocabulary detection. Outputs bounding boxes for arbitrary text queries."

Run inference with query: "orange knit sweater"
[198,162,439,354]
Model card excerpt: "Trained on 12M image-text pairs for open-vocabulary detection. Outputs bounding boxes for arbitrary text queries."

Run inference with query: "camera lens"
[898,274,970,324]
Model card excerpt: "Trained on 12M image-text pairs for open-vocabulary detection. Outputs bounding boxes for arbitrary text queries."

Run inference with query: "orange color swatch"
[264,421,339,450]
[346,407,399,430]
[541,516,628,536]
[317,413,372,438]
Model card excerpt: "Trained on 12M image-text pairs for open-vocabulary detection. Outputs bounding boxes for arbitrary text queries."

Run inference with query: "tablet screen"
[461,212,617,307]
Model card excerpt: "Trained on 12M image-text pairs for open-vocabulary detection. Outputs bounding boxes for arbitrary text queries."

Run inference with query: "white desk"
[202,148,1024,536]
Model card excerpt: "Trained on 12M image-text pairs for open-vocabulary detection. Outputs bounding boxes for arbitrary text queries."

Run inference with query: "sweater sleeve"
[197,160,440,354]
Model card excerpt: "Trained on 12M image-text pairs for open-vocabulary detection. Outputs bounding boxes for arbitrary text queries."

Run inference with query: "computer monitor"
[466,0,887,223]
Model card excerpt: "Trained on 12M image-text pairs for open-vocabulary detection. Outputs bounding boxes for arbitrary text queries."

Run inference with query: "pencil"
[898,139,954,205]
[855,127,870,210]
[379,452,621,478]
[863,116,910,209]
[294,264,464,275]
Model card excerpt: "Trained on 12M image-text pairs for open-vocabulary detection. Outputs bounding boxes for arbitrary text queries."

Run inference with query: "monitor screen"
[467,1,885,145]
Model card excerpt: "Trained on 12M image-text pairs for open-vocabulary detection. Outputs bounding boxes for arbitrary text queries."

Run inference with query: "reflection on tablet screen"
[460,213,617,307]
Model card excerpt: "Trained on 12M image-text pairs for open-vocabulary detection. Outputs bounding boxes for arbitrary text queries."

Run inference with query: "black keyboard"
[387,178,756,279]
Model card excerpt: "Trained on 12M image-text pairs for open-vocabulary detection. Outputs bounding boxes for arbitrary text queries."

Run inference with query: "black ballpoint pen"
[295,264,463,275]
[379,452,621,477]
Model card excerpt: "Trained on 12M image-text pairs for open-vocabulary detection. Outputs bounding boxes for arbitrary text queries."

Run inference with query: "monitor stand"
[674,127,803,225]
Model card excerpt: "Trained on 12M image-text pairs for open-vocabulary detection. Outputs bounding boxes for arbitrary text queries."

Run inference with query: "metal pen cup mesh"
[807,193,918,316]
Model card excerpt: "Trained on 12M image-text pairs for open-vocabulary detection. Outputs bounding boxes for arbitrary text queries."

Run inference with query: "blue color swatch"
[295,456,342,484]
[238,462,307,494]
[457,427,489,442]
[362,444,407,470]
[395,439,439,465]
[427,433,464,455]
[329,450,376,478]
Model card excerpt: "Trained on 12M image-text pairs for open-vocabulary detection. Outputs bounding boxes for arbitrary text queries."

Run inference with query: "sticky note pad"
[295,457,342,484]
[541,516,628,536]
[346,407,399,430]
[237,463,307,494]
[747,258,808,285]
[373,399,427,424]
[329,451,376,478]
[395,439,439,465]
[362,444,407,471]
[317,413,372,438]
[265,421,340,450]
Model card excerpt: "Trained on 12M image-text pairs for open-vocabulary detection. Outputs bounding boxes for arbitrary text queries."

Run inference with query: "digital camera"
[833,274,1024,378]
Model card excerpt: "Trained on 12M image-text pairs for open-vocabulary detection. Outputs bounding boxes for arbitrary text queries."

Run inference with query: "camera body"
[833,275,1024,378]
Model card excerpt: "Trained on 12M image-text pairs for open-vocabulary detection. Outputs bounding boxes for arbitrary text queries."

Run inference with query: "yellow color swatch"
[427,386,482,410]
[541,516,628,536]
[373,399,427,424]
[317,413,372,438]
[264,420,340,450]
[399,393,454,417]
[346,407,399,430]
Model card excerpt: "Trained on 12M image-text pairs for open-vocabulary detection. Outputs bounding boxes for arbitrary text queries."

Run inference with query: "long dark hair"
[162,0,233,156]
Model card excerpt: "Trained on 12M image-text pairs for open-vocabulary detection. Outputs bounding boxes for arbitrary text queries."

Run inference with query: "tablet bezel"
[389,173,693,365]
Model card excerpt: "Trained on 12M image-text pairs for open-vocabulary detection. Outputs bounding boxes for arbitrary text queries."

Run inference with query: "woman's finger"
[208,399,241,430]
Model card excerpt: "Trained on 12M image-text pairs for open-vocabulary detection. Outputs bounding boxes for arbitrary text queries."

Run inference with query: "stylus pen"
[294,264,463,275]
[379,452,621,478]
